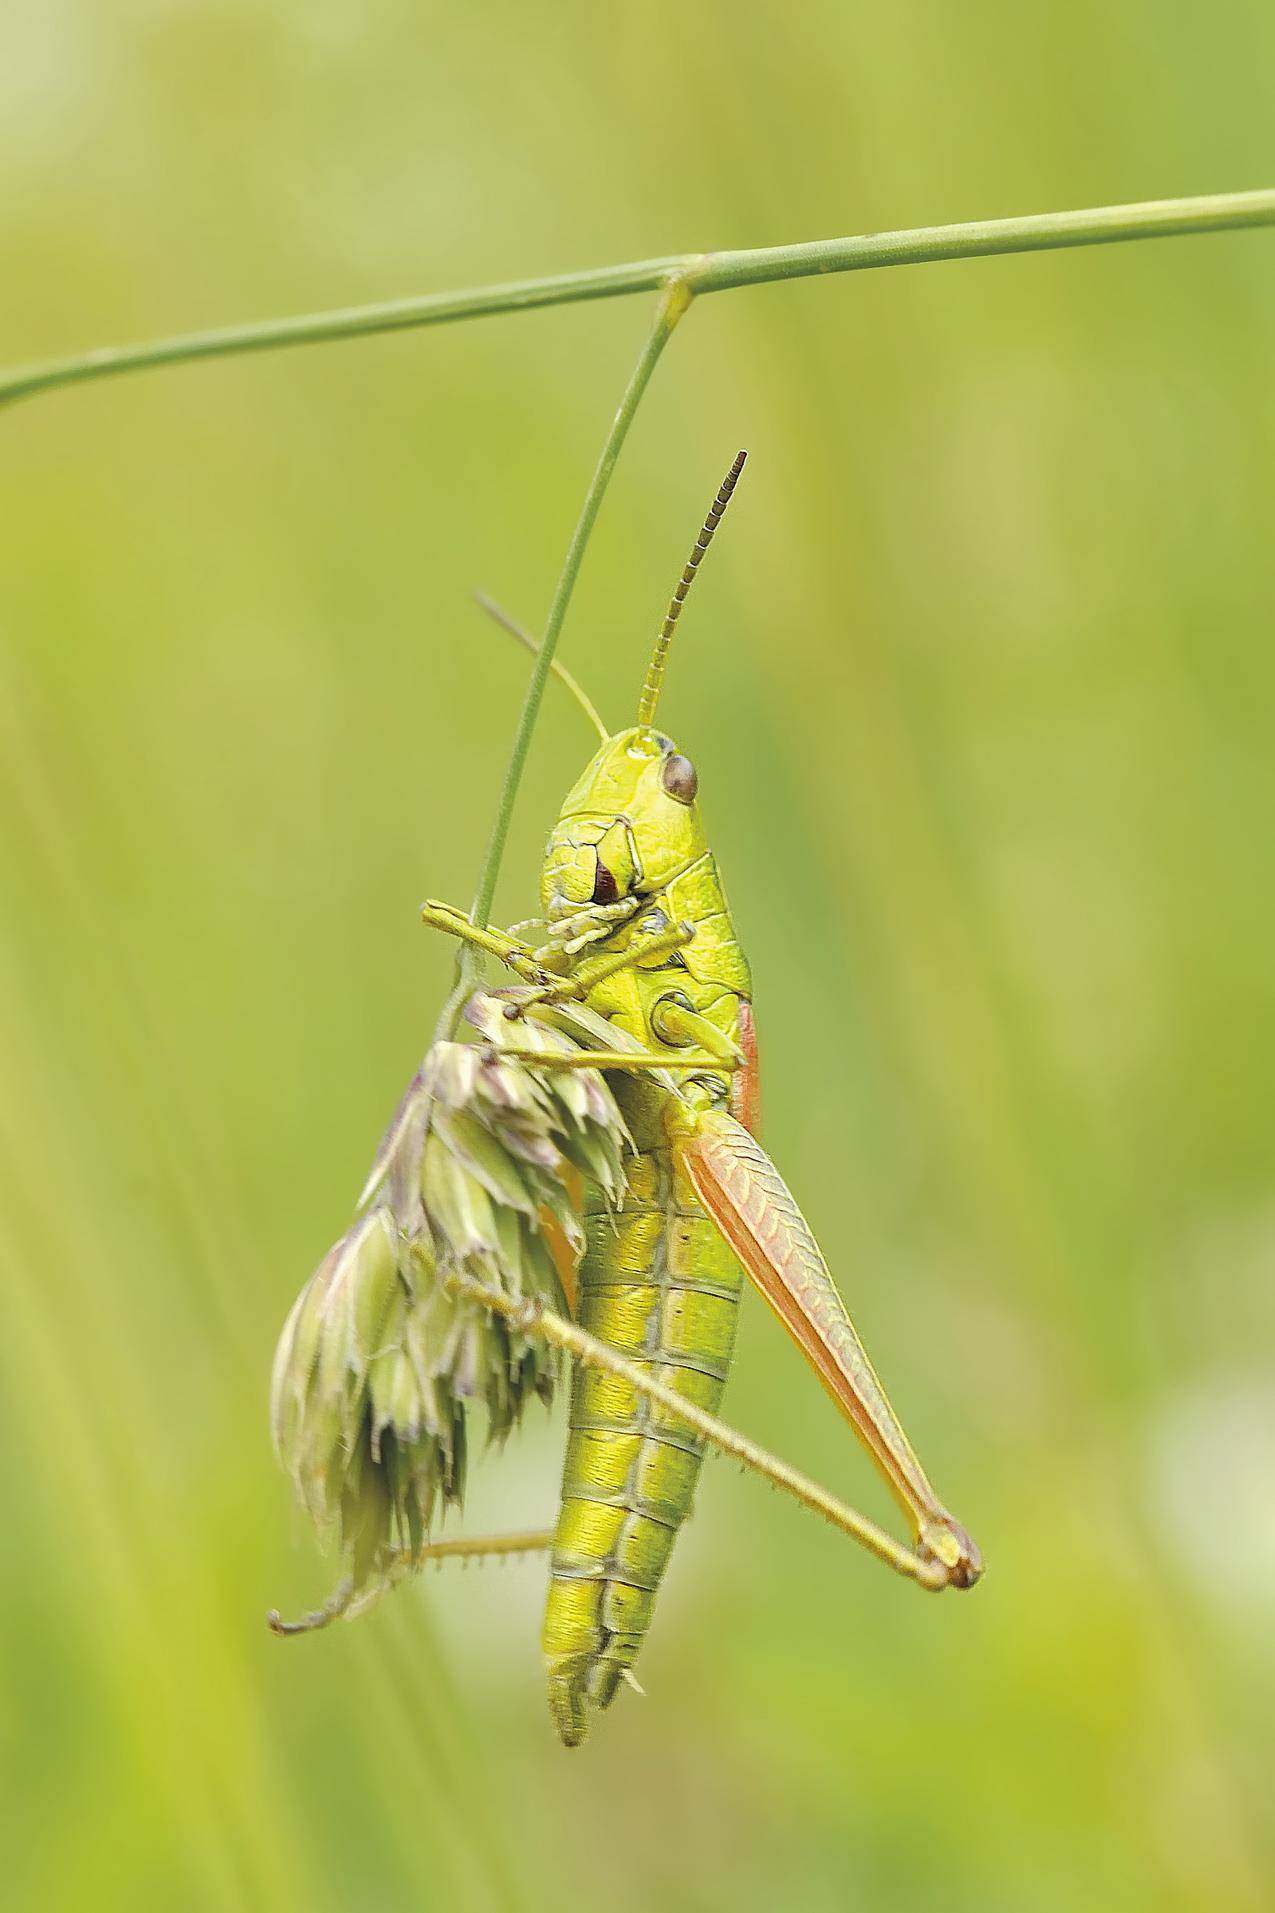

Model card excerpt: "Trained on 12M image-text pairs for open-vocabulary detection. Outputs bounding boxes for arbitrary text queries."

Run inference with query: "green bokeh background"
[3,5,1274,1908]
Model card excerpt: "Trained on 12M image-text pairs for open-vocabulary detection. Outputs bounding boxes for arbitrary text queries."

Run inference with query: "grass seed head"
[272,991,629,1585]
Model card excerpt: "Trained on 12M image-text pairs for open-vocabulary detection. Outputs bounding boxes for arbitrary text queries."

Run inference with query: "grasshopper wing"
[673,1107,980,1587]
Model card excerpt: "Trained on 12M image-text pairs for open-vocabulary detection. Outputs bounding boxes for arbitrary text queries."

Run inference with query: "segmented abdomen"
[542,1141,742,1746]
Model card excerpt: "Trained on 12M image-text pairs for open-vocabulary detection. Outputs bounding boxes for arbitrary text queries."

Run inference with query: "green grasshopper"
[425,453,979,1740]
[272,454,980,1748]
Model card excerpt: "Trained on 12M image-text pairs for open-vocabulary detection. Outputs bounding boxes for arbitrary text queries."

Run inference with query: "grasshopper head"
[540,727,704,920]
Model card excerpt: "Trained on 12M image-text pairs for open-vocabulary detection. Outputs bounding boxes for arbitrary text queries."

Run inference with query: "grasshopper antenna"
[473,593,609,741]
[637,449,747,728]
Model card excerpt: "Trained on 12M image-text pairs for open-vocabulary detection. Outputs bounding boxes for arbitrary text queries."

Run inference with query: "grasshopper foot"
[919,1518,983,1590]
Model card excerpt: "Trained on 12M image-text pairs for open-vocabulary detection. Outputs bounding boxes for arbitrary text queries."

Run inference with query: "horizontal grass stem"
[3,189,1273,410]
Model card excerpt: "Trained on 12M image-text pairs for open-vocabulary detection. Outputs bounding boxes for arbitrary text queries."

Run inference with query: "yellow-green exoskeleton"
[502,453,977,1743]
[272,453,981,1748]
[537,724,757,1739]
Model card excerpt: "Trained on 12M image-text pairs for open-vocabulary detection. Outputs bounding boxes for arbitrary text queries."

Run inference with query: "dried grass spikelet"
[271,992,629,1587]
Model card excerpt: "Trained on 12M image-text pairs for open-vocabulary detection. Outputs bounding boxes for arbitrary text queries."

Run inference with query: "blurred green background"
[3,3,1274,1908]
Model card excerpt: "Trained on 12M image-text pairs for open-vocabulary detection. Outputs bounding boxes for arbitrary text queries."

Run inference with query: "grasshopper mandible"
[272,453,981,1748]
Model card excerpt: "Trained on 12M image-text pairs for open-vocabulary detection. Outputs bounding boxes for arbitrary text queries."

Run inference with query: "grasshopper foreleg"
[420,898,549,983]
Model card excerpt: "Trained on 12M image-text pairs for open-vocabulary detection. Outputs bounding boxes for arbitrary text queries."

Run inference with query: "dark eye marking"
[661,753,698,805]
[592,861,619,905]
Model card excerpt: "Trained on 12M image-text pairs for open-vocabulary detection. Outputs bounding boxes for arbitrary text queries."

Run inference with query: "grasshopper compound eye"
[661,752,698,805]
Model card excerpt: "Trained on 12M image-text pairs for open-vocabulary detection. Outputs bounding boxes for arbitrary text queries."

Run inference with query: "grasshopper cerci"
[271,453,981,1748]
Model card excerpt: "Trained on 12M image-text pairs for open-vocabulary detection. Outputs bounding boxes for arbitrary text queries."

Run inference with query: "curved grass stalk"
[432,276,691,1037]
[2,188,1273,412]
